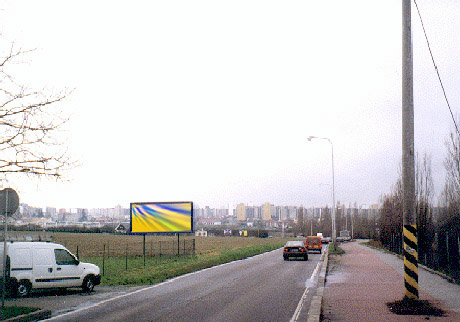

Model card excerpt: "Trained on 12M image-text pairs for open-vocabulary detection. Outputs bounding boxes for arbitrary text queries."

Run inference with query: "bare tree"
[415,152,434,207]
[378,178,403,251]
[438,123,460,275]
[0,43,72,179]
[294,207,306,236]
[440,128,460,216]
[415,152,435,264]
[378,153,435,257]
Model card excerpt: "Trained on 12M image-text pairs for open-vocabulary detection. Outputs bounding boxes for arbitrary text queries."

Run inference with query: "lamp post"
[307,136,337,244]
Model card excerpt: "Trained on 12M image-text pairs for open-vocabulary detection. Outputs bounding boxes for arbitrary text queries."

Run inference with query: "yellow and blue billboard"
[130,201,193,233]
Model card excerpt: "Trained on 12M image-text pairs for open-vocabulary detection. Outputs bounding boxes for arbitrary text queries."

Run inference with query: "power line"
[413,0,460,137]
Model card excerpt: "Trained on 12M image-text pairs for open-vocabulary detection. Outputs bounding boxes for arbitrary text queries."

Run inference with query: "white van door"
[33,247,55,288]
[10,247,33,279]
[53,248,83,287]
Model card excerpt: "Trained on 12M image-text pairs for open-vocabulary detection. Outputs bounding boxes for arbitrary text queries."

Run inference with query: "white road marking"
[290,260,322,322]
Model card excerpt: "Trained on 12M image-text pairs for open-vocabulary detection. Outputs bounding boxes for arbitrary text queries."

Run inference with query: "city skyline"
[19,200,379,219]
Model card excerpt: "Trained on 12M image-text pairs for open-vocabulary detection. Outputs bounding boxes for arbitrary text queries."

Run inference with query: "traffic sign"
[0,188,19,215]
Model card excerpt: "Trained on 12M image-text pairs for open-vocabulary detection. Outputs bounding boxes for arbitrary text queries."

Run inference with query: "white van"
[0,241,101,297]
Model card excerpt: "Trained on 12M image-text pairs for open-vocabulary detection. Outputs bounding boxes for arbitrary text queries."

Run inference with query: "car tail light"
[284,248,288,252]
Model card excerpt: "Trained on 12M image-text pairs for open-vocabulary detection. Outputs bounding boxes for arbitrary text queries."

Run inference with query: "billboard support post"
[177,233,180,255]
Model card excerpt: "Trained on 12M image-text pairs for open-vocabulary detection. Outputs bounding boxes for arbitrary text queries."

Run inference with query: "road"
[42,247,323,322]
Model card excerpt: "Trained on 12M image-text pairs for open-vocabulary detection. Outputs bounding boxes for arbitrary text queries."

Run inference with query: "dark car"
[322,237,331,244]
[283,241,308,261]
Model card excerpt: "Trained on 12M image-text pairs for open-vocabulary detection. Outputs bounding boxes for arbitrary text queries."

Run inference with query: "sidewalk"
[321,241,460,322]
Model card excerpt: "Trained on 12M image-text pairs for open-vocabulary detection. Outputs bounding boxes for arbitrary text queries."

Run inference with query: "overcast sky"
[1,0,459,210]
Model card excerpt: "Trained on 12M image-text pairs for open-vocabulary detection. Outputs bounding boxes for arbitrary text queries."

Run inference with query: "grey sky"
[1,0,459,209]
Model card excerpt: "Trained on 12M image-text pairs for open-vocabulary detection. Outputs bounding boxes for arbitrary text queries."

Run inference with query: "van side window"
[54,249,77,265]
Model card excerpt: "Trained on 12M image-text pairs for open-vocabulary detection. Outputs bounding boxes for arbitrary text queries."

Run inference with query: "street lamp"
[307,136,337,244]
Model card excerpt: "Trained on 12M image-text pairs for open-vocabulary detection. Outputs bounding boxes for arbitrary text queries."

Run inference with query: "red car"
[305,236,322,253]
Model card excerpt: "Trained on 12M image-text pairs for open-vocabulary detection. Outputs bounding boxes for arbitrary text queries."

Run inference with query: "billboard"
[130,201,193,233]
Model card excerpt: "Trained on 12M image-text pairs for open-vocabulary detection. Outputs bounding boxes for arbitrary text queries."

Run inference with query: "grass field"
[10,231,295,286]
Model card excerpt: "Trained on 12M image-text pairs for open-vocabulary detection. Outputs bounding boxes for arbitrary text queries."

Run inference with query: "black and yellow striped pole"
[403,225,418,299]
[402,0,419,300]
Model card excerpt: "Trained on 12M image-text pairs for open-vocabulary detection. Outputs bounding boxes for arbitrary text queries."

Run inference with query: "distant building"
[245,206,255,220]
[19,204,43,218]
[278,206,297,221]
[236,203,246,221]
[45,207,57,220]
[262,203,274,221]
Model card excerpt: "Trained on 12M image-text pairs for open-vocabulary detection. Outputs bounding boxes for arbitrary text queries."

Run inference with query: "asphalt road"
[35,247,323,322]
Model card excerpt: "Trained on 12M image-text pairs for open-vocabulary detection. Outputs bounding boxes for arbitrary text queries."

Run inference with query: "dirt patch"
[363,239,383,248]
[387,298,445,316]
[327,255,341,274]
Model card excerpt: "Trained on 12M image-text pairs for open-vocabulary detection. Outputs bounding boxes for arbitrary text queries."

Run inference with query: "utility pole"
[402,0,419,300]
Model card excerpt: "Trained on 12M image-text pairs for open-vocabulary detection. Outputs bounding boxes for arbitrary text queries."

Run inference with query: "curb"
[418,263,456,284]
[306,245,329,322]
[3,309,51,322]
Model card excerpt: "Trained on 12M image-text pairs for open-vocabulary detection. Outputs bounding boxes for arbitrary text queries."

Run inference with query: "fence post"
[76,245,79,259]
[399,233,402,254]
[446,232,451,276]
[143,234,146,267]
[102,244,106,276]
[177,233,180,255]
[393,233,395,253]
[193,238,195,255]
[125,243,128,271]
[458,236,460,273]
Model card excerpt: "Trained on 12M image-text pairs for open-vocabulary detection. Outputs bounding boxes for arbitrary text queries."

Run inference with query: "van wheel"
[17,280,31,298]
[82,276,95,293]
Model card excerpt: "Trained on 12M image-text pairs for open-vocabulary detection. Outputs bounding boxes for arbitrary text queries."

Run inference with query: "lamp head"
[307,136,316,141]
